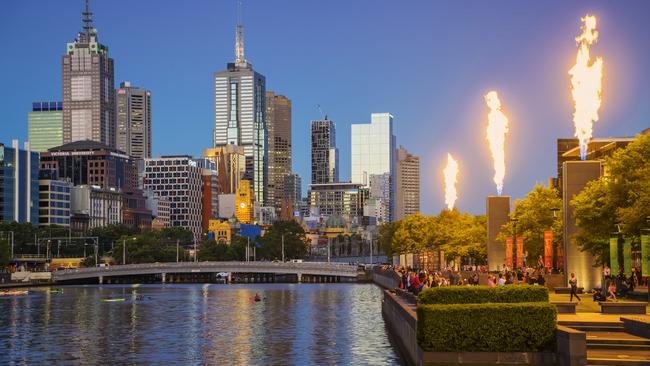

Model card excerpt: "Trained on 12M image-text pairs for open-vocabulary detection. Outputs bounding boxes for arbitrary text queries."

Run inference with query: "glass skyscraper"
[0,140,39,224]
[28,102,63,152]
[351,113,396,222]
[213,18,267,205]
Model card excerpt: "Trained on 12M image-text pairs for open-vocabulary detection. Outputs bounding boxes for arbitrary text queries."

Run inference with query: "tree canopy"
[571,133,650,264]
[498,185,563,261]
[257,220,308,260]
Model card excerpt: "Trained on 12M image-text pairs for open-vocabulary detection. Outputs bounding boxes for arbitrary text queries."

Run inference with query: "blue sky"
[2,1,649,215]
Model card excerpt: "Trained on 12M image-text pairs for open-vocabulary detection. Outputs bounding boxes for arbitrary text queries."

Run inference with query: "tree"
[498,185,563,262]
[228,236,248,261]
[198,239,231,261]
[392,213,435,254]
[435,209,487,262]
[111,233,187,264]
[0,238,10,269]
[572,133,650,264]
[379,221,400,261]
[258,220,308,260]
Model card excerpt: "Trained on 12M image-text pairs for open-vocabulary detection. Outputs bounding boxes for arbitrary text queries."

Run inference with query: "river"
[0,283,402,365]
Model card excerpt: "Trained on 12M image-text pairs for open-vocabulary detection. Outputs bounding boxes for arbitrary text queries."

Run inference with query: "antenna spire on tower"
[82,0,93,37]
[235,0,246,64]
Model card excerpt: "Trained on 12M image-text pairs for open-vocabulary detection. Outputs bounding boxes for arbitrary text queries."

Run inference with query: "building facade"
[201,169,219,232]
[235,179,253,224]
[116,81,152,159]
[121,189,152,231]
[0,141,39,224]
[351,113,396,221]
[62,2,116,147]
[40,140,137,191]
[142,156,203,240]
[208,220,232,244]
[203,145,246,194]
[266,91,292,212]
[308,182,365,220]
[311,119,338,184]
[395,146,420,220]
[28,102,64,152]
[71,185,122,231]
[38,178,72,227]
[213,19,267,205]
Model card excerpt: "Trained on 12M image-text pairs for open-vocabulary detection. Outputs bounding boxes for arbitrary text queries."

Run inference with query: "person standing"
[569,273,581,302]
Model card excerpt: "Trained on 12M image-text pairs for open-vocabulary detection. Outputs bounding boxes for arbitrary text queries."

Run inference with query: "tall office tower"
[311,119,338,184]
[28,102,64,152]
[0,140,39,224]
[62,1,116,147]
[266,91,292,212]
[116,81,151,159]
[351,113,396,221]
[143,156,204,240]
[395,146,420,220]
[308,182,365,219]
[213,12,267,205]
[37,175,72,227]
[284,173,302,205]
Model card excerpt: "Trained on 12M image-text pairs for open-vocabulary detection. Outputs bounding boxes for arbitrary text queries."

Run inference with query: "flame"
[443,153,459,210]
[484,91,509,195]
[569,14,603,160]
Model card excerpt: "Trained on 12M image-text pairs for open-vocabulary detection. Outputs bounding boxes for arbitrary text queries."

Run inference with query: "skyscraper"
[351,113,396,221]
[266,91,292,212]
[62,1,116,147]
[311,119,338,184]
[28,102,63,152]
[395,146,420,220]
[0,140,39,224]
[116,81,152,159]
[213,11,267,205]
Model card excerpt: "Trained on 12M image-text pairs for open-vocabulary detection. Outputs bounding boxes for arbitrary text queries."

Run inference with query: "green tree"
[0,238,10,268]
[198,239,231,261]
[258,220,308,260]
[379,221,401,262]
[112,233,187,264]
[392,213,435,254]
[228,236,248,261]
[572,133,650,264]
[498,185,563,262]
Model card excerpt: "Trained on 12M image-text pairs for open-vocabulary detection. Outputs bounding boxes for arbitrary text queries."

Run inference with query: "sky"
[1,1,649,215]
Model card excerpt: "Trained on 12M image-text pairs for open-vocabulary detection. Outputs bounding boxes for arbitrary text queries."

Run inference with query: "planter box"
[552,302,577,314]
[599,302,647,314]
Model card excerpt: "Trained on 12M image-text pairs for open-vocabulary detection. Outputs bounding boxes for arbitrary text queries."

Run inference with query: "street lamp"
[123,237,137,265]
[510,217,519,273]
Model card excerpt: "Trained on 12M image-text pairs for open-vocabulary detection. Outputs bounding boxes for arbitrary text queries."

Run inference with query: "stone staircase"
[560,319,650,366]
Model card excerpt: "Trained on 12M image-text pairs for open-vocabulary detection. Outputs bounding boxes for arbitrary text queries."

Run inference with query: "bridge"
[52,261,361,284]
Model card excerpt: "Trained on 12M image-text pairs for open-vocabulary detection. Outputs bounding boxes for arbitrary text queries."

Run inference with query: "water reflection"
[0,283,401,365]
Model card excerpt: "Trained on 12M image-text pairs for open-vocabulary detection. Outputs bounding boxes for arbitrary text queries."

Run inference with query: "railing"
[53,261,359,278]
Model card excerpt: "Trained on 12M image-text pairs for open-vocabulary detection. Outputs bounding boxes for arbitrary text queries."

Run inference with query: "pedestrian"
[569,272,581,302]
[607,281,617,302]
[497,273,506,286]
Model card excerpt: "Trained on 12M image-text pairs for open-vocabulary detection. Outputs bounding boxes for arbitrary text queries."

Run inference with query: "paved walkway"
[558,313,650,323]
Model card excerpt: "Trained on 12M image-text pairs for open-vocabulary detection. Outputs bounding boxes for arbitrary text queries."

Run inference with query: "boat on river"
[49,289,64,294]
[100,297,126,302]
[0,290,29,296]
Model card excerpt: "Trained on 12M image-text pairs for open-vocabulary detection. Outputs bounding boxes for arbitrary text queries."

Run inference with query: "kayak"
[49,289,64,294]
[0,290,28,296]
[100,298,126,302]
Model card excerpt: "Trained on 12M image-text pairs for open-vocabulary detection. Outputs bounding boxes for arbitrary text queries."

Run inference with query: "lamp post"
[176,239,179,263]
[281,234,285,262]
[123,237,137,265]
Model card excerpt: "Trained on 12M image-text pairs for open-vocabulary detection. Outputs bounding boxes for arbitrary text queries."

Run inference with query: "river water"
[0,283,402,365]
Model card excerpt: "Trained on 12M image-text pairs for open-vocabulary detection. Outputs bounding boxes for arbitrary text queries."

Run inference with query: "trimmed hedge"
[418,285,549,304]
[417,302,557,352]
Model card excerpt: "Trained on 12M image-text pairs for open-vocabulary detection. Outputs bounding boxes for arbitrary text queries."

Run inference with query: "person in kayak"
[254,293,261,302]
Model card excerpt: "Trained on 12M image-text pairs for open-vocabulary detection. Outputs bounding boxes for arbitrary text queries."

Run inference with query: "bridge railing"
[53,261,359,276]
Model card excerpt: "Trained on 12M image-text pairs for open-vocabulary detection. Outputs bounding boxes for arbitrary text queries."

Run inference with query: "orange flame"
[443,153,459,210]
[569,14,603,160]
[485,91,509,195]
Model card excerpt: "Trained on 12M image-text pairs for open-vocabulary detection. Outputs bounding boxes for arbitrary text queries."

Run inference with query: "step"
[587,359,650,366]
[587,343,650,351]
[587,338,650,346]
[571,325,625,332]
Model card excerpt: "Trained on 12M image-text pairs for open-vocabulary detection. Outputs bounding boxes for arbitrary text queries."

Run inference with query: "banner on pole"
[609,236,619,275]
[641,233,650,277]
[516,237,524,269]
[623,238,632,275]
[505,237,513,269]
[543,230,553,269]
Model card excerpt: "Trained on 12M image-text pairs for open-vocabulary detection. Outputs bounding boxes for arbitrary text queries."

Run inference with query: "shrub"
[417,302,557,352]
[418,285,548,304]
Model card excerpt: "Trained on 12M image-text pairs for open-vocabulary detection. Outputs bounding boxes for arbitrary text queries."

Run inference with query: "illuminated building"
[235,179,253,224]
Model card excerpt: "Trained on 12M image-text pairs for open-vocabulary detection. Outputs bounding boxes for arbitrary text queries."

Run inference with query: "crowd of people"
[594,264,643,302]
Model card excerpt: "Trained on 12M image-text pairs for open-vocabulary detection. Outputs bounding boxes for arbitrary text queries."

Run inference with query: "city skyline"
[2,1,650,215]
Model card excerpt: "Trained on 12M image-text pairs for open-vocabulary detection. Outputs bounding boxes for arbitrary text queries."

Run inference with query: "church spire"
[235,0,246,65]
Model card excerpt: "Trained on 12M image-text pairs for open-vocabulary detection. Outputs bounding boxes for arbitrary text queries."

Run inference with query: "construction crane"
[317,104,328,120]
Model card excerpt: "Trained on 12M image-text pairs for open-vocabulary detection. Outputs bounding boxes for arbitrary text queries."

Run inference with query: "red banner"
[516,237,524,269]
[544,230,553,269]
[505,237,513,269]
[557,245,564,271]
